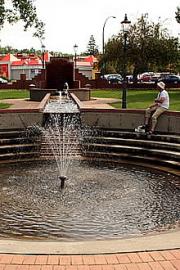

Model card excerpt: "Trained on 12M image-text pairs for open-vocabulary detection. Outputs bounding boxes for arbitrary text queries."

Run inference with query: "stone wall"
[0,112,44,130]
[80,109,180,134]
[69,88,90,101]
[29,88,56,101]
[0,93,49,130]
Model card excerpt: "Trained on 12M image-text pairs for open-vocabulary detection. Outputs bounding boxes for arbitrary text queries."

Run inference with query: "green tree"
[175,6,180,23]
[0,0,45,39]
[86,35,99,55]
[100,14,180,78]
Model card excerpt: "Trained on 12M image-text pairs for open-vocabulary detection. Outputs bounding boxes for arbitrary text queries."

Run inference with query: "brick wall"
[0,70,46,90]
[0,67,180,90]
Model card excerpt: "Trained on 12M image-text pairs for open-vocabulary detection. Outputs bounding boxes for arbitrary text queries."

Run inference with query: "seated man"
[143,81,169,134]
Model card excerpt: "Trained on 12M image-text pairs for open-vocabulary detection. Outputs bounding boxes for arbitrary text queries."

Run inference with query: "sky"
[0,0,180,54]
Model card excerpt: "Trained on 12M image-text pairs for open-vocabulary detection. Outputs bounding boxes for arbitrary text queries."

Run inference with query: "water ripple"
[0,160,179,240]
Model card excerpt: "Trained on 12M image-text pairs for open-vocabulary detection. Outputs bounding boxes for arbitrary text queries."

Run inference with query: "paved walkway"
[0,97,119,110]
[1,97,179,269]
[80,98,119,109]
[0,98,40,110]
[0,250,180,269]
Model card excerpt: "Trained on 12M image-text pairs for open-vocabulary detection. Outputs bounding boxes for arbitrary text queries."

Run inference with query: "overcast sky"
[0,0,180,54]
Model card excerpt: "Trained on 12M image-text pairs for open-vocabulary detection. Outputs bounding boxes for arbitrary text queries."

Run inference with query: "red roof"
[76,55,97,67]
[1,53,11,61]
[12,58,41,66]
[0,53,19,62]
[84,55,94,63]
[0,52,52,67]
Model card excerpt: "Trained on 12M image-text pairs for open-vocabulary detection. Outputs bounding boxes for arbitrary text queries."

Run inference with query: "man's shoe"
[141,125,149,132]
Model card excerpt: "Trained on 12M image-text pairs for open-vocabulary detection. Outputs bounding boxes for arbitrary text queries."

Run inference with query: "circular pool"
[0,160,179,241]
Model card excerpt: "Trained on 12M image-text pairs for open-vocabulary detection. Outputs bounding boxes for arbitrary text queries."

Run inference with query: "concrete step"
[84,136,180,152]
[40,151,81,156]
[0,129,41,161]
[0,151,40,160]
[0,137,41,145]
[83,151,180,171]
[0,130,26,138]
[41,153,81,158]
[0,143,40,154]
[41,142,81,146]
[41,148,81,152]
[94,130,180,144]
[83,143,180,161]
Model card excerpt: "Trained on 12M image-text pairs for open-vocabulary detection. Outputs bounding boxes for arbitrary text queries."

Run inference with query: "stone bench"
[80,109,180,134]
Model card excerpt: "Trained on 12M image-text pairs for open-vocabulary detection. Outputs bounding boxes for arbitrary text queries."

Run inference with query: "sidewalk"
[0,98,41,110]
[0,250,180,269]
[0,97,119,110]
[80,98,120,109]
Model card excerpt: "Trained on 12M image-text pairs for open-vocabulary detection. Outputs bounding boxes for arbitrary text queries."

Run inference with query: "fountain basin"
[0,159,179,242]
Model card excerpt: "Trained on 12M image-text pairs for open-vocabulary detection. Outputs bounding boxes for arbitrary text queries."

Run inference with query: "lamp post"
[102,16,116,76]
[73,44,78,81]
[41,44,45,69]
[121,14,131,109]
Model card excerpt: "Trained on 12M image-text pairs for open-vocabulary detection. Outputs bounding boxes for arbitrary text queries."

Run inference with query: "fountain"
[0,94,179,241]
[42,89,82,189]
[54,82,69,101]
[62,82,69,97]
[42,112,82,189]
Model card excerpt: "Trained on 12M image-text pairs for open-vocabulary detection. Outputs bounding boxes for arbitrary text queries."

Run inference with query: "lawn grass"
[0,88,179,111]
[0,103,11,109]
[91,89,180,111]
[0,89,29,100]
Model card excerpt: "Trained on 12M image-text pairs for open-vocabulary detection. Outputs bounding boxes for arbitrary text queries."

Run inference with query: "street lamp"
[102,16,116,76]
[41,44,45,69]
[73,44,78,80]
[121,14,131,109]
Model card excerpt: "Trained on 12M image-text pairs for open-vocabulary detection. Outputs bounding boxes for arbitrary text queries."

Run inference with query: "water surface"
[0,160,179,241]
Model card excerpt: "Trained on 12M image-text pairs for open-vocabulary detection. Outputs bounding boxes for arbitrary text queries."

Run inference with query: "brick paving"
[1,99,40,110]
[81,98,119,109]
[0,250,180,269]
[1,97,118,110]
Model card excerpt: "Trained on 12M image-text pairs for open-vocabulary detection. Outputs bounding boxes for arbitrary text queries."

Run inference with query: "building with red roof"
[75,55,99,79]
[0,53,19,79]
[0,52,51,80]
[0,52,99,83]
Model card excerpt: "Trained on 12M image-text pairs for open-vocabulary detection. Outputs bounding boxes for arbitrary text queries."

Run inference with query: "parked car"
[0,77,8,84]
[102,74,123,84]
[151,73,161,83]
[126,75,133,82]
[159,74,180,84]
[138,72,154,82]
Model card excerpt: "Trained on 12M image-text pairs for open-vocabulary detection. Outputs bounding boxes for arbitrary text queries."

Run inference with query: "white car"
[102,74,123,84]
[0,77,8,84]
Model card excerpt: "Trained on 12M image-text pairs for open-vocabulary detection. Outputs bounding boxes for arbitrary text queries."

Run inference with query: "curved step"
[83,150,180,172]
[0,151,40,160]
[0,130,26,138]
[84,136,180,152]
[82,143,180,161]
[0,137,41,145]
[93,130,180,144]
[82,130,180,167]
[0,143,41,154]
